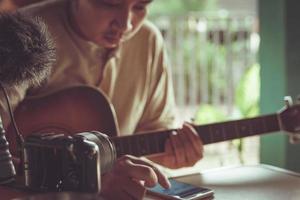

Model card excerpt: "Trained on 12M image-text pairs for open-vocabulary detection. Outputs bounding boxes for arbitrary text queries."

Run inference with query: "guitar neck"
[111,113,280,157]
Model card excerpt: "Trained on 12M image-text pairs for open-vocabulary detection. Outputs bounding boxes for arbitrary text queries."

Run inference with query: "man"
[17,0,204,168]
[0,0,202,199]
[0,10,172,200]
[10,0,204,199]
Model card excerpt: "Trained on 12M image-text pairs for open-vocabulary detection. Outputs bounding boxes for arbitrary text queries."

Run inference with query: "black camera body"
[23,131,116,193]
[0,116,16,184]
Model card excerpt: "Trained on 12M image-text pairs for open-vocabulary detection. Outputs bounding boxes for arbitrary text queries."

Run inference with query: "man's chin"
[94,35,132,48]
[103,43,119,49]
[93,39,119,49]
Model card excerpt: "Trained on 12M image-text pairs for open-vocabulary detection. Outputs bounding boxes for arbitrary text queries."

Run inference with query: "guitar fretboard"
[111,114,279,157]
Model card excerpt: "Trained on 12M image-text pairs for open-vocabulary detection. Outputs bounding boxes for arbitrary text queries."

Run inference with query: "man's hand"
[101,155,170,200]
[148,123,203,169]
[289,133,300,144]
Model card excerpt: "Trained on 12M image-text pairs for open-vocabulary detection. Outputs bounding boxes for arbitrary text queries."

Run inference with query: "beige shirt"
[1,0,179,135]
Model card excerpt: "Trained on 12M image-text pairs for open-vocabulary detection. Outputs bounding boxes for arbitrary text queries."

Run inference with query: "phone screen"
[148,178,214,200]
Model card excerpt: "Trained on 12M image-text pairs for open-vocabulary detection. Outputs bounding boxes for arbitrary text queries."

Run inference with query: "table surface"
[146,164,300,200]
[2,164,300,200]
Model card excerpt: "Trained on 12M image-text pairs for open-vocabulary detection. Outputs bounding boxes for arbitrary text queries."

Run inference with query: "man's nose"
[114,8,133,32]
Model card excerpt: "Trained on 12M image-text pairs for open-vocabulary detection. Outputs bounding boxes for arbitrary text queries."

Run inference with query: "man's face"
[74,0,153,48]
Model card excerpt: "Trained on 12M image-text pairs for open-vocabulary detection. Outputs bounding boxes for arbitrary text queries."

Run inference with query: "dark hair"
[0,12,56,86]
[12,0,42,8]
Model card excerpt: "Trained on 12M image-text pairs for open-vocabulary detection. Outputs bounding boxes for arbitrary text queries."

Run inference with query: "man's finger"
[164,139,176,168]
[170,131,185,166]
[121,176,146,200]
[183,123,203,157]
[178,129,198,166]
[116,155,170,189]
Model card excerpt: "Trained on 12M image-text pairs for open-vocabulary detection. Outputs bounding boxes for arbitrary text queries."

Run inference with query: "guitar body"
[6,86,119,155]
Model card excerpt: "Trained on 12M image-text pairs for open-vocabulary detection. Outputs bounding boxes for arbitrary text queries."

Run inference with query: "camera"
[23,131,116,193]
[0,116,16,184]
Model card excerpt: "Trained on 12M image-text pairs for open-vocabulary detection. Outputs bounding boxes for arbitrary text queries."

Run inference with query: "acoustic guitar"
[6,85,300,158]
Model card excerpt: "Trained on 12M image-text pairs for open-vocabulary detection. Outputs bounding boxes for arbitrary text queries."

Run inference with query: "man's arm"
[134,22,203,169]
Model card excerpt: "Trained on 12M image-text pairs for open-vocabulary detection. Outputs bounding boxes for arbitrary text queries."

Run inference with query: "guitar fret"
[133,135,141,157]
[116,138,126,157]
[148,133,159,154]
[249,119,254,135]
[118,140,125,155]
[250,118,263,135]
[233,121,240,140]
[221,126,227,141]
[127,137,133,155]
[194,126,211,144]
[208,127,213,144]
[248,120,253,135]
[113,139,121,156]
[210,124,225,143]
[265,115,280,132]
[223,122,238,141]
[118,138,125,156]
[159,132,169,152]
[138,135,148,155]
[113,138,126,157]
[153,132,163,154]
[238,120,252,137]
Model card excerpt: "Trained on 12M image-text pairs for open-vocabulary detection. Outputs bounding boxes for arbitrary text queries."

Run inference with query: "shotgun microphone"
[0,12,56,87]
[0,12,55,184]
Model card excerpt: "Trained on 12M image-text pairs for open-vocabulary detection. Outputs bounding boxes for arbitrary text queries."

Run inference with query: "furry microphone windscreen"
[0,12,56,87]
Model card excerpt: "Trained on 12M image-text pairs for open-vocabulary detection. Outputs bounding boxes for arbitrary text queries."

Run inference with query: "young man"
[0,9,171,200]
[6,0,204,199]
[17,0,204,168]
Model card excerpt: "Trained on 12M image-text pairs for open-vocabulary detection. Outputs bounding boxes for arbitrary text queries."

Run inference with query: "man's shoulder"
[138,20,163,41]
[18,0,69,44]
[18,0,66,25]
[126,20,164,49]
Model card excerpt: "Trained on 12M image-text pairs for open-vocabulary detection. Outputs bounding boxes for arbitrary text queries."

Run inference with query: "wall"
[259,0,300,172]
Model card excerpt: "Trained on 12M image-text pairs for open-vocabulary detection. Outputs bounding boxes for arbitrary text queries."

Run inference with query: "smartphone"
[148,178,214,200]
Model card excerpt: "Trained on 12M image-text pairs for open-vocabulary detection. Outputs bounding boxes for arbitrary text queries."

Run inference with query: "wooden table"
[146,164,300,200]
[2,164,300,200]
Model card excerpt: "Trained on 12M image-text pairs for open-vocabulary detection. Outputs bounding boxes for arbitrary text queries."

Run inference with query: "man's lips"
[103,33,122,43]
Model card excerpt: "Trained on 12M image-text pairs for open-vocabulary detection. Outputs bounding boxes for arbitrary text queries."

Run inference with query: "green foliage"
[194,64,260,124]
[194,104,227,125]
[233,63,260,163]
[235,63,260,117]
[194,64,260,163]
[149,0,218,17]
[149,0,260,165]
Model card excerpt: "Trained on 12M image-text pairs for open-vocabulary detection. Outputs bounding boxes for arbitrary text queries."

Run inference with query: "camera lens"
[75,131,116,174]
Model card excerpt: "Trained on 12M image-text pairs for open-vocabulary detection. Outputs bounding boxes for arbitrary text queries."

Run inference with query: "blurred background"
[148,0,300,175]
[149,0,260,174]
